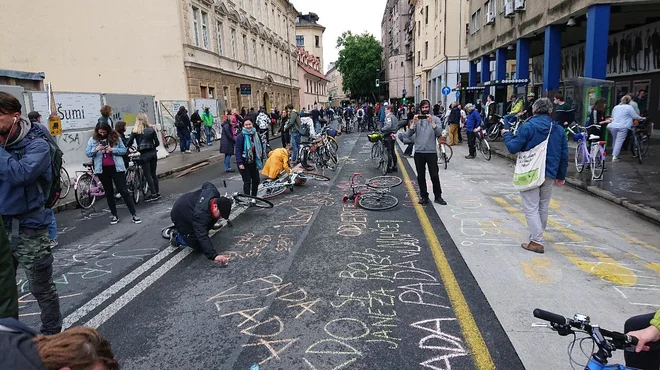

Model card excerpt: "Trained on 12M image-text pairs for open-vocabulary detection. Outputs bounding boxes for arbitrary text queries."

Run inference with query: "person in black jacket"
[220,116,236,172]
[190,109,203,144]
[170,182,232,265]
[175,106,192,153]
[127,113,161,201]
[114,121,130,169]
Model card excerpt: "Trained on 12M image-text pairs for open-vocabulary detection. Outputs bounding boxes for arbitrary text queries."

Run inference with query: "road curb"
[489,146,660,225]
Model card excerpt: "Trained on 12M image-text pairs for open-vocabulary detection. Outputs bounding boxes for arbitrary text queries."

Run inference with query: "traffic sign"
[402,88,407,95]
[441,86,451,96]
[455,91,461,99]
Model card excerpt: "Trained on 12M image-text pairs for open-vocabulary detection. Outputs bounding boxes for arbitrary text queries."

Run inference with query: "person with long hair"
[235,120,266,196]
[127,113,161,201]
[220,110,236,172]
[86,122,141,224]
[587,97,612,141]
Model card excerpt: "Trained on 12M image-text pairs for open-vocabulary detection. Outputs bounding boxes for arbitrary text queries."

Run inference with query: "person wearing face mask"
[405,99,447,205]
[85,122,142,225]
[235,120,266,196]
[0,92,62,336]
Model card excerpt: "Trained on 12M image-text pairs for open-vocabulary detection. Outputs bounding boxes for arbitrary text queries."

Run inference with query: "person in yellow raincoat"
[262,146,293,180]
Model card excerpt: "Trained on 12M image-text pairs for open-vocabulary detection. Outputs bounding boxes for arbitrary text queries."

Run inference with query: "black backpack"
[21,126,63,209]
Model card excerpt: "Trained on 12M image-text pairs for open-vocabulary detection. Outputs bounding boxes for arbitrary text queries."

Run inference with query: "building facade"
[295,13,326,74]
[381,0,415,103]
[326,63,347,107]
[466,0,660,125]
[0,0,300,111]
[297,47,329,110]
[410,0,470,106]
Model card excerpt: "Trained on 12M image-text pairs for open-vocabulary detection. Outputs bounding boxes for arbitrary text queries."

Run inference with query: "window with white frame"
[268,47,272,71]
[252,39,257,65]
[201,11,209,49]
[261,43,265,68]
[217,22,224,55]
[296,35,304,46]
[243,34,248,62]
[231,29,237,59]
[192,7,200,46]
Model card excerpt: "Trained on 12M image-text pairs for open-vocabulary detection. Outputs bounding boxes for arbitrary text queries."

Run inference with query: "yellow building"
[295,13,326,74]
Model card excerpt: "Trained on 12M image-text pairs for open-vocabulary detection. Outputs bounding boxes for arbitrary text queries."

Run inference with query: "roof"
[0,69,45,81]
[299,62,329,81]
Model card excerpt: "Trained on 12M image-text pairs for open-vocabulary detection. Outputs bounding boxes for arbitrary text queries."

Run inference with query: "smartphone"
[100,139,108,146]
[418,115,428,120]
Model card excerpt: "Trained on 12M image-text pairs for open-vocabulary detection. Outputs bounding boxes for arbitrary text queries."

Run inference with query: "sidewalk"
[488,139,660,223]
[55,133,282,213]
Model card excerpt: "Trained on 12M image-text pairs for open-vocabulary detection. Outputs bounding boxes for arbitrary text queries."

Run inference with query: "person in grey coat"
[405,99,446,205]
[381,105,399,173]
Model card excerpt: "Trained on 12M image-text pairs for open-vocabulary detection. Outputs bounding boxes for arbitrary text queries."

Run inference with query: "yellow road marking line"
[397,155,496,370]
[521,257,555,284]
[624,236,660,253]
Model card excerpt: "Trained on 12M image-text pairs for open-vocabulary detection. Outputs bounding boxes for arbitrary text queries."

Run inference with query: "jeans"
[314,120,320,133]
[98,165,137,217]
[46,208,57,240]
[291,132,301,161]
[205,126,213,145]
[624,313,660,369]
[239,161,260,196]
[609,126,629,158]
[140,150,159,195]
[194,126,201,143]
[11,230,61,333]
[503,114,517,129]
[178,129,191,152]
[467,131,477,157]
[414,152,442,200]
[224,154,233,170]
[520,178,554,246]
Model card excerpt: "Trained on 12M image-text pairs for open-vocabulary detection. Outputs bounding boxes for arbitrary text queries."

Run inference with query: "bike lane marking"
[395,155,496,370]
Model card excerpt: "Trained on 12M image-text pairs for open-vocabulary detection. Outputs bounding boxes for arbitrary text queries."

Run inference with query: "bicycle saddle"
[588,134,600,140]
[83,162,94,168]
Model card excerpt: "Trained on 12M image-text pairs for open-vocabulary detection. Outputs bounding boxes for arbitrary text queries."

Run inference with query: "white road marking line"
[63,204,248,330]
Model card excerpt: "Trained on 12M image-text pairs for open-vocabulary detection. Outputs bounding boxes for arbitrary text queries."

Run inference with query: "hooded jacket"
[405,101,443,153]
[201,110,214,128]
[502,114,569,181]
[85,136,128,174]
[465,109,482,131]
[170,182,231,260]
[262,148,291,179]
[0,121,53,229]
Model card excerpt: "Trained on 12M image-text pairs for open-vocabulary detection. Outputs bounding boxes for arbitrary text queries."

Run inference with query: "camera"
[418,115,428,120]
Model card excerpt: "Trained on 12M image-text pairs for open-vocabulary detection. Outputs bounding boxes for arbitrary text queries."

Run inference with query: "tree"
[335,31,383,102]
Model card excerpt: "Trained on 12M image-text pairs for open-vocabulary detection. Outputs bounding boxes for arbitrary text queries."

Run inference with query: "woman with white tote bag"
[501,98,569,254]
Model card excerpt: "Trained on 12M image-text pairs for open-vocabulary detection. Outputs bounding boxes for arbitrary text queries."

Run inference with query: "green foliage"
[335,31,383,101]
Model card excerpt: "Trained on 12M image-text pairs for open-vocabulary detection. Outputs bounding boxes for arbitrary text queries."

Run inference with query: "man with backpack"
[0,92,62,335]
[256,110,271,142]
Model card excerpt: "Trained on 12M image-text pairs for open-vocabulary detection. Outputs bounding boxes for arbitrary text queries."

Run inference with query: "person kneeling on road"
[261,146,308,185]
[170,182,232,265]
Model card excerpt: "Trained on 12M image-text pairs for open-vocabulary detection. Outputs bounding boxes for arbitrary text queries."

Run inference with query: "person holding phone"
[86,122,141,225]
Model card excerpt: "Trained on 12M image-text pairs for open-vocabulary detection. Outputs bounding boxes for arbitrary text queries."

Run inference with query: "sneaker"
[186,150,193,153]
[434,197,447,205]
[114,193,122,200]
[521,241,544,254]
[169,230,180,248]
[612,156,620,162]
[49,239,58,248]
[154,193,162,201]
[418,197,429,205]
[465,155,475,159]
[132,215,142,224]
[226,169,236,173]
[110,216,119,225]
[145,195,156,202]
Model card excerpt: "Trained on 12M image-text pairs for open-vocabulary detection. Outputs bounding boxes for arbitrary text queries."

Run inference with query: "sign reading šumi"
[30,92,103,131]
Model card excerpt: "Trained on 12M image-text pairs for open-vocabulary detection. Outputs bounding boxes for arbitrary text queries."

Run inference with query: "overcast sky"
[290,0,386,72]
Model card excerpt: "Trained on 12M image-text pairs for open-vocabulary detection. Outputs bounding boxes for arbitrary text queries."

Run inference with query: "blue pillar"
[543,25,562,92]
[469,62,478,87]
[496,48,507,81]
[481,55,491,100]
[584,4,611,79]
[516,38,530,83]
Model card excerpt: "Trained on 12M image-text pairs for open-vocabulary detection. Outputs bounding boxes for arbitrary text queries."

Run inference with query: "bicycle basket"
[367,133,383,143]
[572,132,584,142]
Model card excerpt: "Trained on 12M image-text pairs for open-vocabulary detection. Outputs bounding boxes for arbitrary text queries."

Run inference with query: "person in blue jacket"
[502,98,568,254]
[464,103,482,159]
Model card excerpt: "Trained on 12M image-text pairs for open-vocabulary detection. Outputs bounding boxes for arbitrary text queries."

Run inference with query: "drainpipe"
[442,0,448,107]
[286,16,294,106]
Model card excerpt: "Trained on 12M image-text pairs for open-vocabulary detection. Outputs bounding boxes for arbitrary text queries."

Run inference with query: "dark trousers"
[99,166,137,217]
[281,131,290,148]
[193,125,201,143]
[467,131,477,157]
[384,136,397,170]
[414,152,442,200]
[624,313,660,369]
[239,161,260,196]
[178,129,191,152]
[0,218,17,319]
[140,150,159,195]
[458,125,463,143]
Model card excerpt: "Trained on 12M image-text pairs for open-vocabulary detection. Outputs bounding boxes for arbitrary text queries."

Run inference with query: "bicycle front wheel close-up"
[60,167,71,198]
[257,181,288,199]
[366,176,403,189]
[299,172,331,182]
[358,193,399,211]
[164,136,177,153]
[480,138,491,161]
[575,142,585,173]
[75,173,96,210]
[380,147,389,175]
[371,143,381,167]
[591,152,605,180]
[232,194,274,209]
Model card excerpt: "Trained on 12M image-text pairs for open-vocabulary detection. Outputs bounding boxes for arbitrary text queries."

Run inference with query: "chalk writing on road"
[226,233,294,260]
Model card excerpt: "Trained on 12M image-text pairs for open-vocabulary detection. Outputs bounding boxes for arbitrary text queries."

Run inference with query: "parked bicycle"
[567,123,607,180]
[299,133,338,172]
[437,130,453,170]
[125,152,149,204]
[257,168,330,199]
[74,162,105,209]
[475,127,492,161]
[60,160,71,199]
[368,132,391,175]
[630,119,651,164]
[341,173,401,211]
[487,114,523,141]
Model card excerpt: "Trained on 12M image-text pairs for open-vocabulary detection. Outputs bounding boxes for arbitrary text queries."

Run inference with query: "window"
[243,34,248,62]
[296,35,304,46]
[200,85,208,98]
[208,87,215,99]
[476,9,481,31]
[201,11,209,48]
[417,21,420,36]
[192,7,200,46]
[261,43,265,67]
[417,51,421,66]
[500,0,505,14]
[230,29,237,59]
[268,47,272,71]
[252,39,257,65]
[425,41,428,60]
[217,22,224,55]
[223,86,229,109]
[425,6,429,24]
[315,35,320,48]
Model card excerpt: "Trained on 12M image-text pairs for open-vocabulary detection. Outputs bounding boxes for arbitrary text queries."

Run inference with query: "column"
[496,48,507,82]
[516,38,531,83]
[584,4,611,79]
[543,25,562,92]
[481,55,491,100]
[469,61,478,87]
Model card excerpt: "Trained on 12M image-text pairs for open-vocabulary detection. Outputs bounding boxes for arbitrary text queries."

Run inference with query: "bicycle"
[532,308,659,370]
[160,192,273,239]
[125,152,149,204]
[368,132,389,175]
[487,114,523,140]
[437,131,454,170]
[567,123,607,180]
[163,134,178,153]
[60,161,71,199]
[630,120,651,164]
[475,127,492,161]
[74,162,105,210]
[257,168,330,199]
[341,173,401,211]
[299,135,338,172]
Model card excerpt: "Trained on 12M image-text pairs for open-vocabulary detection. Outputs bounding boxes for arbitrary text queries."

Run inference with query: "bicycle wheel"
[164,136,177,153]
[358,193,399,211]
[60,167,71,198]
[211,128,219,141]
[161,225,175,239]
[480,138,491,161]
[327,136,339,153]
[575,142,585,173]
[298,172,330,181]
[444,143,453,161]
[591,151,605,180]
[371,143,381,167]
[192,138,201,152]
[635,136,643,164]
[380,146,389,175]
[442,153,448,170]
[257,181,288,199]
[75,173,96,209]
[366,176,403,188]
[322,147,338,171]
[639,132,650,157]
[487,124,500,141]
[232,194,274,208]
[126,168,141,204]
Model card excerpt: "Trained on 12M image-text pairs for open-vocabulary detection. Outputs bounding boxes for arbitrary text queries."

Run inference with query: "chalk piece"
[250,364,260,370]
[223,180,227,188]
